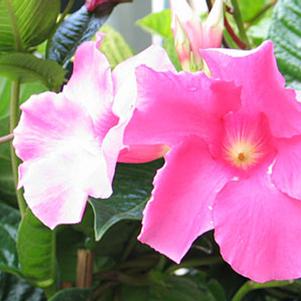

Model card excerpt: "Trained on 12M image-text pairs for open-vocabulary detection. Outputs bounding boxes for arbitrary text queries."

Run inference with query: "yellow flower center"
[225,140,262,170]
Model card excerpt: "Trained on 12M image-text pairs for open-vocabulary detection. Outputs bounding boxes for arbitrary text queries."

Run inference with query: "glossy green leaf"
[49,288,91,301]
[0,0,60,51]
[0,271,44,301]
[100,25,133,68]
[137,9,172,39]
[48,4,118,66]
[17,209,56,288]
[90,160,163,241]
[0,53,65,91]
[268,0,301,88]
[0,203,20,274]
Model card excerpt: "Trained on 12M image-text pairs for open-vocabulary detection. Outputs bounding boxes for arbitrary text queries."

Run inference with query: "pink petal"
[118,144,169,163]
[139,137,232,263]
[201,41,301,138]
[112,45,175,118]
[63,39,118,141]
[214,170,301,282]
[272,136,301,200]
[13,92,112,228]
[113,45,175,163]
[124,66,241,147]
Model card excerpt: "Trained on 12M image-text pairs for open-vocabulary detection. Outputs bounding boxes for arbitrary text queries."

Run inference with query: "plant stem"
[230,0,251,48]
[167,256,222,273]
[0,133,13,144]
[231,280,293,301]
[9,80,27,217]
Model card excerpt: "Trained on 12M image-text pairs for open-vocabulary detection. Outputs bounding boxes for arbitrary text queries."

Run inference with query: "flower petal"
[63,39,118,140]
[139,137,231,263]
[112,45,175,117]
[201,41,301,138]
[13,92,112,228]
[214,170,301,282]
[272,136,301,200]
[124,66,241,147]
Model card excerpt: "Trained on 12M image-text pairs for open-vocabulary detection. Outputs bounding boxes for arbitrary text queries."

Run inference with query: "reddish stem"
[224,16,247,50]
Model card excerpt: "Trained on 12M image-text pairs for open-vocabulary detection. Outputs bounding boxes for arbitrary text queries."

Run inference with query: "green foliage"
[0,53,65,91]
[0,203,20,275]
[49,288,90,301]
[239,0,270,22]
[0,0,60,51]
[48,5,116,66]
[137,9,173,39]
[268,0,301,88]
[0,271,45,301]
[100,25,133,68]
[90,160,163,241]
[17,209,56,288]
[136,9,181,69]
[0,80,47,201]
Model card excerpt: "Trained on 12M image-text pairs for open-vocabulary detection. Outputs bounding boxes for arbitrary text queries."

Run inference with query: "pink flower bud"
[170,0,224,71]
[86,0,130,12]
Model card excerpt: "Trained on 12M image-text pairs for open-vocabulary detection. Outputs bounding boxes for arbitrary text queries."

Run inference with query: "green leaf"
[49,288,91,301]
[0,0,60,51]
[48,4,117,66]
[0,203,20,274]
[239,0,269,22]
[268,0,301,88]
[0,53,65,91]
[100,25,133,68]
[17,209,56,288]
[247,7,273,47]
[90,160,163,241]
[137,9,172,39]
[0,271,45,301]
[163,38,181,71]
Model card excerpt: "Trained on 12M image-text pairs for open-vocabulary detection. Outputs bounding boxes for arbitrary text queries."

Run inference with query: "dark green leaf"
[56,228,84,282]
[0,271,45,301]
[150,275,214,301]
[0,53,65,91]
[0,203,20,274]
[0,0,60,51]
[48,4,116,66]
[137,9,172,39]
[17,209,56,288]
[268,0,301,88]
[90,160,163,241]
[49,288,91,301]
[100,25,133,68]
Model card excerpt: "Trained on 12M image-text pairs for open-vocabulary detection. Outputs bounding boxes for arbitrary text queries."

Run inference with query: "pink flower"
[170,0,224,70]
[123,41,301,282]
[13,37,174,229]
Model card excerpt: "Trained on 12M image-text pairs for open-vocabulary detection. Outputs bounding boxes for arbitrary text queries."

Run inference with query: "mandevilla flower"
[170,0,224,71]
[13,36,173,229]
[123,41,301,282]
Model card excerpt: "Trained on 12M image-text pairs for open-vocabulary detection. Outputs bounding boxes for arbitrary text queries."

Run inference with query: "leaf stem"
[230,0,251,48]
[0,133,13,144]
[9,80,26,217]
[166,256,223,273]
[231,280,293,301]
